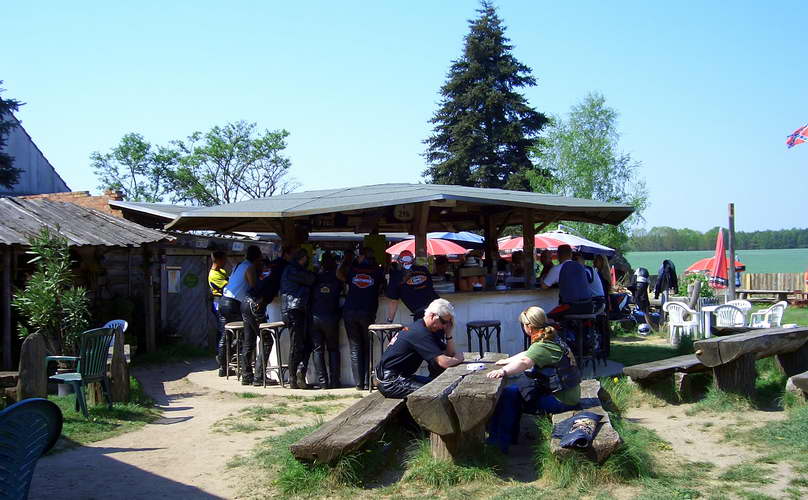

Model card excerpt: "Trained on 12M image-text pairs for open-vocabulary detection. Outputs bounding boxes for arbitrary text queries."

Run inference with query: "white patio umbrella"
[539,229,615,257]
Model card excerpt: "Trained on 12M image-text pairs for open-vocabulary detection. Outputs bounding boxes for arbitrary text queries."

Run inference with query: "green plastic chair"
[48,327,116,418]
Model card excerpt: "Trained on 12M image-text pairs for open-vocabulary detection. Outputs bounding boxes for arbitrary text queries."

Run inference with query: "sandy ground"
[29,359,355,500]
[627,404,793,497]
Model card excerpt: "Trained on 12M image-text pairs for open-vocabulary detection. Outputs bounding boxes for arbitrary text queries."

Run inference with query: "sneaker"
[241,375,254,386]
[295,370,308,389]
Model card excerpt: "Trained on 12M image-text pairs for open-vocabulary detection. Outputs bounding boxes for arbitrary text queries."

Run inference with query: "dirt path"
[627,404,793,497]
[29,360,352,499]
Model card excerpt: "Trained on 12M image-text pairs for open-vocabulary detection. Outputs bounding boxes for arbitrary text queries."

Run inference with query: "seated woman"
[485,306,582,452]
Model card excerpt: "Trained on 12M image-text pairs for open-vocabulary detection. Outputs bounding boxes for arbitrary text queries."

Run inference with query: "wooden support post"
[429,424,485,462]
[483,213,498,277]
[2,247,11,370]
[775,342,808,378]
[143,246,156,353]
[412,203,430,267]
[110,327,130,402]
[16,332,47,401]
[728,203,737,301]
[712,352,756,396]
[521,209,535,288]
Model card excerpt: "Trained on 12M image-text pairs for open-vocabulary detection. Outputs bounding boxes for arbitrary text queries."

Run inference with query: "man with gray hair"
[376,298,464,399]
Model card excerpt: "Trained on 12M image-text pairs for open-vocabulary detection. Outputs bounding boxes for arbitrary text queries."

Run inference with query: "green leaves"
[0,81,23,189]
[11,227,90,355]
[92,121,297,206]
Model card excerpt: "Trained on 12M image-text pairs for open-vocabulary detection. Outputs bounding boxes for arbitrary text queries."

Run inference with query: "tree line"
[628,226,808,251]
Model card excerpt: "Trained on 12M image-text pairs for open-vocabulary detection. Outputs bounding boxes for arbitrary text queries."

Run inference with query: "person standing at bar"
[222,245,262,385]
[208,251,230,377]
[341,247,385,390]
[385,250,439,322]
[540,244,592,320]
[280,249,316,389]
[310,253,343,388]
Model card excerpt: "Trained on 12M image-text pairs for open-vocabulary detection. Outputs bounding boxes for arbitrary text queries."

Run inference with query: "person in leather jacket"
[280,248,316,389]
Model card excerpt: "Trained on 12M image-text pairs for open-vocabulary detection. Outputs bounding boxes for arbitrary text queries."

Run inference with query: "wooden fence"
[742,273,805,291]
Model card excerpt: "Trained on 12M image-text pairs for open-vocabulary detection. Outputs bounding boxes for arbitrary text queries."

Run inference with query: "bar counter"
[266,287,560,386]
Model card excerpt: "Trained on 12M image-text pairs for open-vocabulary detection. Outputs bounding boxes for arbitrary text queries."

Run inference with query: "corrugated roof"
[166,183,634,233]
[0,197,172,247]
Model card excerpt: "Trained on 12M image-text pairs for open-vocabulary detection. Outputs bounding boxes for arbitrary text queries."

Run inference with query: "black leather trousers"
[343,314,372,389]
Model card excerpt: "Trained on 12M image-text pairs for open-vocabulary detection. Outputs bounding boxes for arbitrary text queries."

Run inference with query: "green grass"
[625,249,808,274]
[213,403,332,433]
[131,343,211,365]
[51,377,158,449]
[235,392,262,399]
[735,403,808,471]
[609,335,693,368]
[488,485,548,499]
[718,462,774,484]
[403,438,502,488]
[781,305,808,326]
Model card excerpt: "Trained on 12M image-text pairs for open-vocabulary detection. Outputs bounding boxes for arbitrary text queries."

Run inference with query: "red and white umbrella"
[538,230,616,257]
[686,256,745,273]
[498,235,566,253]
[385,238,470,257]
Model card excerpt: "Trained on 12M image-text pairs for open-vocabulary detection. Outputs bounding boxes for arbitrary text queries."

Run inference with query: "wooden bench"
[406,352,506,462]
[550,379,621,464]
[736,289,791,303]
[623,354,710,394]
[694,327,808,396]
[786,371,808,402]
[289,391,406,464]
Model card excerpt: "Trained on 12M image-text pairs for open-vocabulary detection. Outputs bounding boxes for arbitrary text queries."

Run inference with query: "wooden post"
[712,352,756,396]
[412,203,430,267]
[16,332,47,401]
[2,247,11,370]
[143,246,156,353]
[521,209,535,288]
[728,203,736,301]
[110,327,130,402]
[429,424,485,462]
[483,213,498,278]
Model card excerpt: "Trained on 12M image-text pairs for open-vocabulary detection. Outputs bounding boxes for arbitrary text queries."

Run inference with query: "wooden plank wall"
[742,273,804,291]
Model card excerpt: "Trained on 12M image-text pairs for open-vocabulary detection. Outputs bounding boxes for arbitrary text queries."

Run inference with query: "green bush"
[12,227,90,355]
[677,272,715,298]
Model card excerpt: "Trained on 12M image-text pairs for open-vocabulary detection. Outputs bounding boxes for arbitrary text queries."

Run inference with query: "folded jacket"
[551,411,603,449]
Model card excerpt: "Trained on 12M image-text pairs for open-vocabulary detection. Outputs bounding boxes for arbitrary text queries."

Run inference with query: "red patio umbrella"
[385,238,470,257]
[686,256,745,273]
[498,235,566,253]
[708,229,728,288]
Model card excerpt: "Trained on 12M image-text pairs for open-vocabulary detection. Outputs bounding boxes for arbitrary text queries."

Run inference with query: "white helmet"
[638,323,651,335]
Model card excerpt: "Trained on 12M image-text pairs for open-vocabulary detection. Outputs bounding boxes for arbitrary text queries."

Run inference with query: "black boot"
[217,353,227,377]
[350,351,366,391]
[328,351,341,389]
[296,363,309,390]
[312,350,328,389]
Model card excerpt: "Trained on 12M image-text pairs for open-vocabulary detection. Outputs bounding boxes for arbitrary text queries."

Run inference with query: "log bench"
[785,371,808,402]
[550,379,621,464]
[406,352,507,462]
[736,289,791,303]
[622,354,710,394]
[290,391,406,464]
[694,327,808,396]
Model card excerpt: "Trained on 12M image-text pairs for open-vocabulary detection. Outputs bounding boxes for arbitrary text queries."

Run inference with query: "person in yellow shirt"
[209,251,230,376]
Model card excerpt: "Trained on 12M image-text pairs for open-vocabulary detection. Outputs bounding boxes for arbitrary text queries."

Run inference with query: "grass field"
[625,248,808,274]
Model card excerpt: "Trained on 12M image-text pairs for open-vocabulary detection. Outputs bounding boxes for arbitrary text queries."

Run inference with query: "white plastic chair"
[749,301,787,328]
[713,305,746,327]
[726,299,753,314]
[663,302,700,345]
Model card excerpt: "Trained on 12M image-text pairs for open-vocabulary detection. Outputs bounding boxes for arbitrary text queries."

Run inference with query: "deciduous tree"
[423,1,548,190]
[92,133,177,202]
[532,92,647,252]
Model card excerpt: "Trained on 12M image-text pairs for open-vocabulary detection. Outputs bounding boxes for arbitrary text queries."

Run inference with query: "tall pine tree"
[0,82,23,189]
[423,2,548,191]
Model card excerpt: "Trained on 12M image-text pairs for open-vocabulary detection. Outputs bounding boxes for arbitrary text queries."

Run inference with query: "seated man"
[540,244,593,320]
[376,298,464,399]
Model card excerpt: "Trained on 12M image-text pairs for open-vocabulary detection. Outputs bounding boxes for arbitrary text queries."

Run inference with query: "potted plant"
[12,228,90,394]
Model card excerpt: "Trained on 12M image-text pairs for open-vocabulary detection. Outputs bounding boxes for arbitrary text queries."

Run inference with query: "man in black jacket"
[280,248,316,389]
[310,253,343,388]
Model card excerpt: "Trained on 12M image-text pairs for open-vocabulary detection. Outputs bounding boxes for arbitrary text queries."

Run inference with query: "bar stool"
[466,320,501,357]
[224,321,244,381]
[561,313,598,377]
[258,321,287,388]
[367,323,405,392]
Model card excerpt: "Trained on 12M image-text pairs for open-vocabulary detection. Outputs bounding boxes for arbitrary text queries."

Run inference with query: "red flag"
[787,123,808,148]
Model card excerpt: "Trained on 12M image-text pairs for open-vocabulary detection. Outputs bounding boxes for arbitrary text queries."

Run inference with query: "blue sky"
[4,1,806,232]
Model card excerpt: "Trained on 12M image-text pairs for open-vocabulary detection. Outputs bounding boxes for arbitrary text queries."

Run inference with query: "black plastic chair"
[0,398,63,500]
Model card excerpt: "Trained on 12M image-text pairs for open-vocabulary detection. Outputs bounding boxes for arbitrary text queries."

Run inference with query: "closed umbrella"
[385,238,470,257]
[708,228,729,288]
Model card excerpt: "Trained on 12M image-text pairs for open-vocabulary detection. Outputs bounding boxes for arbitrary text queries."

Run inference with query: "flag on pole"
[787,123,808,148]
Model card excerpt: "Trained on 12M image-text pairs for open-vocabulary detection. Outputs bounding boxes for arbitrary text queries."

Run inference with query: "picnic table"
[736,289,791,302]
[406,352,506,462]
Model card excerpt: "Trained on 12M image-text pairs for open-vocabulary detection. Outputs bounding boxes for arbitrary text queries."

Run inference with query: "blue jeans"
[486,384,578,453]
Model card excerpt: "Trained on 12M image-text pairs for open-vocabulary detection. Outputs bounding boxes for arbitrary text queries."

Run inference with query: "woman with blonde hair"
[485,306,581,452]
